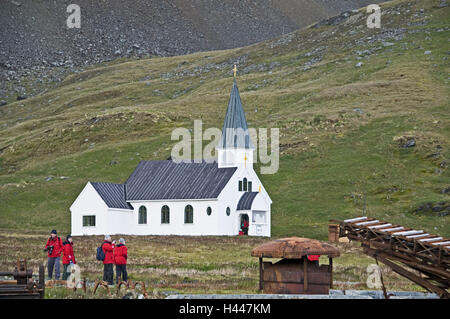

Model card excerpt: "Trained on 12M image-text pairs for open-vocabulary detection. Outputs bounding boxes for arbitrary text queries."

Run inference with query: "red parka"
[62,241,76,264]
[45,236,63,258]
[114,244,127,265]
[102,241,115,264]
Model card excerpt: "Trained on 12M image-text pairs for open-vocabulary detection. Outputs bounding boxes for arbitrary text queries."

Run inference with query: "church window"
[82,215,95,227]
[248,181,252,192]
[184,205,194,224]
[161,205,170,224]
[138,206,147,224]
[206,206,212,216]
[238,180,242,191]
[226,207,231,216]
[243,178,247,191]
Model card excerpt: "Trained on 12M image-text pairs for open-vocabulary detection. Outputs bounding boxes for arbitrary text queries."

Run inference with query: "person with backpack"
[100,235,115,285]
[114,238,128,284]
[44,229,63,280]
[62,235,76,280]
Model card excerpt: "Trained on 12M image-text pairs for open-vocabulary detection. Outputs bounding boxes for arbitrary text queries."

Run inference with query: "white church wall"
[107,208,134,235]
[217,165,271,237]
[248,193,271,237]
[217,170,244,236]
[217,147,254,169]
[70,182,109,236]
[125,200,220,235]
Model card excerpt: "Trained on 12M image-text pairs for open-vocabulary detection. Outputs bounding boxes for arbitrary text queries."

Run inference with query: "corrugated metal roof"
[125,160,237,201]
[90,182,133,210]
[217,79,254,149]
[237,191,259,210]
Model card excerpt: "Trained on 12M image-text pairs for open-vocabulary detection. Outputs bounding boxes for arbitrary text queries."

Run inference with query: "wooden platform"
[331,216,450,299]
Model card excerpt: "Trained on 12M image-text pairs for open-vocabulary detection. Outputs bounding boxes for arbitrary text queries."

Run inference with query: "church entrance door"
[240,214,249,235]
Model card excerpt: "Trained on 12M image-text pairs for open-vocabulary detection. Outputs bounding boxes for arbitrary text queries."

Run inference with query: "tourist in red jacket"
[102,235,115,285]
[114,238,128,283]
[44,229,63,280]
[62,235,76,280]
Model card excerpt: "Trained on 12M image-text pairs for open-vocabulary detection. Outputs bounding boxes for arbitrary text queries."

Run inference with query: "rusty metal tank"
[251,237,340,294]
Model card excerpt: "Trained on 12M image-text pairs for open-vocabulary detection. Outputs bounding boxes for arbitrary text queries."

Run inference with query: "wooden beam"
[259,257,263,291]
[303,258,308,292]
[375,258,388,299]
[329,257,333,289]
[365,248,449,298]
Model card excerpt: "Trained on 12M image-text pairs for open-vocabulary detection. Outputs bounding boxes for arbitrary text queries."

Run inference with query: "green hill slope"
[0,0,448,238]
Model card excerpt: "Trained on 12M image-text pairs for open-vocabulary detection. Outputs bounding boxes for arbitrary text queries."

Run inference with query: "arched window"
[206,207,212,216]
[226,207,231,216]
[161,205,170,224]
[138,206,147,224]
[243,178,248,191]
[184,205,194,224]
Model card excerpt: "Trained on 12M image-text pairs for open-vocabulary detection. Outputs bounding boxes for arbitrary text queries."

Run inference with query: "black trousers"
[116,264,128,283]
[103,264,114,285]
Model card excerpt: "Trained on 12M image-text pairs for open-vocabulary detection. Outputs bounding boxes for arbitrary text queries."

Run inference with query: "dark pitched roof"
[125,160,237,201]
[237,191,259,210]
[217,79,254,149]
[90,182,133,210]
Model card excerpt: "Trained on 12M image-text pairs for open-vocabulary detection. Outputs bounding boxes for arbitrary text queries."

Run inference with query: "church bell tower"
[216,65,254,169]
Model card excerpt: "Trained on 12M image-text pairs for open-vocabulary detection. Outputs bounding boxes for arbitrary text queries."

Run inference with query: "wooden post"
[259,257,263,291]
[39,264,45,299]
[329,257,333,289]
[375,258,388,299]
[303,258,308,292]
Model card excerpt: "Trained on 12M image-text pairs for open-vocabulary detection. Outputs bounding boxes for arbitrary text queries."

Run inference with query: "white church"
[70,75,272,237]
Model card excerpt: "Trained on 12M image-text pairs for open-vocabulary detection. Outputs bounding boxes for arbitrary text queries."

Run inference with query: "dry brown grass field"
[0,230,428,298]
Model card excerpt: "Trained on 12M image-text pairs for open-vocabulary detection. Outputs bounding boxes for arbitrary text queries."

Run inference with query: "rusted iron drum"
[251,237,340,295]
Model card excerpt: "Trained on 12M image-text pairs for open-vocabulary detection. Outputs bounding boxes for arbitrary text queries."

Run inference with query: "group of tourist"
[44,230,128,285]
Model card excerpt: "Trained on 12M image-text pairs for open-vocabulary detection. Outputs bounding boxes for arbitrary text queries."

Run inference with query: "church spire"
[217,69,254,150]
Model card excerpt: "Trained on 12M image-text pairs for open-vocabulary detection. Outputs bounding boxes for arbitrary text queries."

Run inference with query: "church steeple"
[217,78,254,150]
[217,66,254,168]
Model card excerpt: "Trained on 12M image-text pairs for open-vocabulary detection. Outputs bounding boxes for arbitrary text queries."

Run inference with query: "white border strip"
[432,241,450,246]
[368,223,391,229]
[406,233,429,239]
[380,227,404,232]
[355,220,379,226]
[393,230,423,236]
[344,217,367,223]
[420,237,442,242]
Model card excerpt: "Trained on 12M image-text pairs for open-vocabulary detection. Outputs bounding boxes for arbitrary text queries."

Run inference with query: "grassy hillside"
[0,0,449,239]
